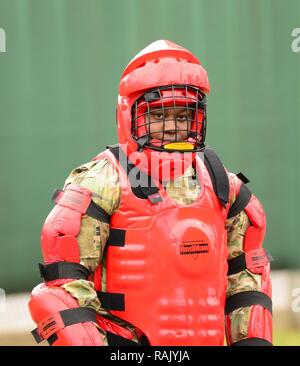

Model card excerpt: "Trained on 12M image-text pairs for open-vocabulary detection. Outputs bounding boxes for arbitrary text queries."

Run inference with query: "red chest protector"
[95,145,231,346]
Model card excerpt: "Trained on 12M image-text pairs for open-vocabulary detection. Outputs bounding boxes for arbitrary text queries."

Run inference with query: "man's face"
[147,106,193,142]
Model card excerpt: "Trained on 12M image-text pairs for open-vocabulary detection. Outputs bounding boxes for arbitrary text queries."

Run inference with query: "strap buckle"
[147,193,163,204]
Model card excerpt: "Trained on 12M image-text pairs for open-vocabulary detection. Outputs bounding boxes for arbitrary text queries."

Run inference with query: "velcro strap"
[31,307,97,343]
[231,337,273,346]
[227,184,252,219]
[225,291,272,315]
[107,228,126,247]
[39,262,90,281]
[52,188,110,223]
[86,200,110,223]
[106,331,140,346]
[227,249,273,275]
[97,291,125,311]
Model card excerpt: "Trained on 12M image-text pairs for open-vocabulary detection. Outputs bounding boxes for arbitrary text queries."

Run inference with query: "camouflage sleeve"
[60,158,121,316]
[225,178,262,344]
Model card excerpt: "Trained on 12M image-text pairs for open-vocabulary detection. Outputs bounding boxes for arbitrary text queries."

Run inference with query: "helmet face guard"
[131,85,207,153]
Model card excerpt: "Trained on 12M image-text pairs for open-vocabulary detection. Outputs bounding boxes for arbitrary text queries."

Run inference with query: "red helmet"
[116,40,210,181]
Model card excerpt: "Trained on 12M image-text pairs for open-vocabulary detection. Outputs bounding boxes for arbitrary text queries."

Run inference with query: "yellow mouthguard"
[163,142,195,151]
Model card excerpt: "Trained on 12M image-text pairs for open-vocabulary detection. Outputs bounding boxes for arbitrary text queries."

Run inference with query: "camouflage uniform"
[62,157,261,344]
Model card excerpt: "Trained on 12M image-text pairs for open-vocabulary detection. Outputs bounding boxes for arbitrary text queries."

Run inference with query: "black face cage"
[131,85,207,152]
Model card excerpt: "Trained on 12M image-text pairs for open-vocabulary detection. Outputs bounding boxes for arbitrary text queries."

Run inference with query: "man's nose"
[164,118,177,132]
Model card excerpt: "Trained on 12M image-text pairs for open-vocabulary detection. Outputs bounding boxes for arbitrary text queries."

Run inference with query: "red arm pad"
[28,283,104,346]
[40,185,93,286]
[226,175,272,346]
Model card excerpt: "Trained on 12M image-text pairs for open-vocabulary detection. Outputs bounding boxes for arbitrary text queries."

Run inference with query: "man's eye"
[154,113,164,119]
[177,115,188,121]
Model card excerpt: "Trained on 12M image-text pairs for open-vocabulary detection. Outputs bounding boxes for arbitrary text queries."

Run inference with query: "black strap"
[225,291,272,315]
[32,307,97,344]
[97,291,125,311]
[227,184,252,219]
[47,333,58,345]
[39,262,90,281]
[107,228,126,247]
[227,250,273,276]
[236,172,250,184]
[52,188,110,223]
[61,307,96,326]
[106,331,140,346]
[48,323,145,347]
[203,147,229,207]
[107,144,162,203]
[32,328,45,344]
[231,337,273,346]
[86,200,110,223]
[227,254,247,276]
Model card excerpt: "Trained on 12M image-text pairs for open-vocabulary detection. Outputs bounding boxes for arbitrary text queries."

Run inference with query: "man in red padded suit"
[28,40,273,346]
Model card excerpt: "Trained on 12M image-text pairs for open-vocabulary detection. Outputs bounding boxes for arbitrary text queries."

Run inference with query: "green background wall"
[0,0,299,292]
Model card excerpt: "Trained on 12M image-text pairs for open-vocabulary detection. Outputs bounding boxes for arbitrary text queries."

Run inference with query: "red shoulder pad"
[244,194,266,252]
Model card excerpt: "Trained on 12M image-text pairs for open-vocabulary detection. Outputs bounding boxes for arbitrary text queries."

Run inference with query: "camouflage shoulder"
[63,154,121,215]
[64,154,116,188]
